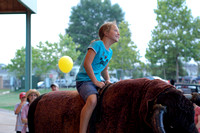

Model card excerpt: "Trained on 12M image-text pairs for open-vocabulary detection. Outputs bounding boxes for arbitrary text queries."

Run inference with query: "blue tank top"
[76,40,113,81]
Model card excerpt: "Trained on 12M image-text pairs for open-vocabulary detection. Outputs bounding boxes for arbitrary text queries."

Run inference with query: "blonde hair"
[98,21,117,40]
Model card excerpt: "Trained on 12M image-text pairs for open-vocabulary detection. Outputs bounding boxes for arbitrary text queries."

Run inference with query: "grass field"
[0,88,76,111]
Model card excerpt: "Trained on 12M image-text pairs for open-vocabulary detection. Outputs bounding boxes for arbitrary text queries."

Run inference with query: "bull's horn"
[151,104,167,133]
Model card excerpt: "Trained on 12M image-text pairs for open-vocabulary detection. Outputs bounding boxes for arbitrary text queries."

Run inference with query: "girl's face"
[105,25,120,43]
[28,93,38,103]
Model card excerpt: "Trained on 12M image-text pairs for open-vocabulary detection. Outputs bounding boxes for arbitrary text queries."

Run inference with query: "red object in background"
[49,74,53,78]
[19,92,26,99]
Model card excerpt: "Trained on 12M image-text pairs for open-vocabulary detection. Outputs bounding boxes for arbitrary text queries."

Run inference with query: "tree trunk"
[198,62,200,76]
[176,57,179,83]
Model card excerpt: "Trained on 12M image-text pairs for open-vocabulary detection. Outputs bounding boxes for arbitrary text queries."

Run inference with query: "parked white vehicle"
[55,79,68,87]
[145,76,169,83]
[110,77,118,83]
[37,81,45,88]
[64,66,119,86]
[65,66,80,87]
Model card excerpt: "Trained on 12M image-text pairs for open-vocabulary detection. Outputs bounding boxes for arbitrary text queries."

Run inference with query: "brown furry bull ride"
[28,78,198,133]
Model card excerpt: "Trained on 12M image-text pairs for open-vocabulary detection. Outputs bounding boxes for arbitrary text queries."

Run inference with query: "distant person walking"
[14,92,27,133]
[50,83,59,91]
[21,89,40,133]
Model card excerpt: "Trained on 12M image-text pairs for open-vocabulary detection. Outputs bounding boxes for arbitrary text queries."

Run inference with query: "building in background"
[0,64,10,89]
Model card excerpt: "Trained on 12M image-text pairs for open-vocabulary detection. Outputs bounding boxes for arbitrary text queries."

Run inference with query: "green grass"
[0,87,76,111]
[0,89,10,93]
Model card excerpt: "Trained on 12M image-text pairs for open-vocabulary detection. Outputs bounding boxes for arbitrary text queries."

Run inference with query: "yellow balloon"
[58,56,73,73]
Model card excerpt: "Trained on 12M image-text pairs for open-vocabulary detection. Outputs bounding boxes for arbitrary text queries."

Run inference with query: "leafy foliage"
[35,34,80,75]
[4,34,80,79]
[145,0,199,80]
[4,47,39,78]
[66,0,124,62]
[109,21,142,78]
[191,17,200,75]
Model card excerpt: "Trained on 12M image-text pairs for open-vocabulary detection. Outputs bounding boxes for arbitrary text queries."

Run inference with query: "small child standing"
[14,92,27,133]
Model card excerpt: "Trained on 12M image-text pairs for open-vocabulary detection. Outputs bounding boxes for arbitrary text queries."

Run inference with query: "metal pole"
[25,10,32,92]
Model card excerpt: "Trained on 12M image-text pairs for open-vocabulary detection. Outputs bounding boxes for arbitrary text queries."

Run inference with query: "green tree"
[4,47,39,79]
[109,21,142,78]
[36,34,81,78]
[191,17,200,75]
[145,58,187,80]
[4,34,80,79]
[66,0,124,62]
[145,0,197,81]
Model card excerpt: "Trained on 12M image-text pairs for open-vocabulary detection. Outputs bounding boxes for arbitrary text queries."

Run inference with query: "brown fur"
[95,78,172,132]
[34,91,84,133]
[30,78,195,133]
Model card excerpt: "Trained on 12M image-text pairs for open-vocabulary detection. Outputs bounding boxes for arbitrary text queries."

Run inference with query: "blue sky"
[0,0,199,65]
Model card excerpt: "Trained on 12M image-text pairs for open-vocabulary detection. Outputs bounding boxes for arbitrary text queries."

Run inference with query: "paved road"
[0,109,16,133]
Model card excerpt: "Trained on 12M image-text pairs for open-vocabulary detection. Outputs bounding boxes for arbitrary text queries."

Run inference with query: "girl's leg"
[79,94,97,133]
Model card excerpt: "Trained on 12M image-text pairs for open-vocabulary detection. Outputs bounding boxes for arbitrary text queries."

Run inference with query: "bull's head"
[151,88,198,133]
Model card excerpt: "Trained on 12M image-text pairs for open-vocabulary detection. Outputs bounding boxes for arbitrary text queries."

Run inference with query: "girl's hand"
[95,81,105,88]
[20,101,26,106]
[105,80,111,85]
